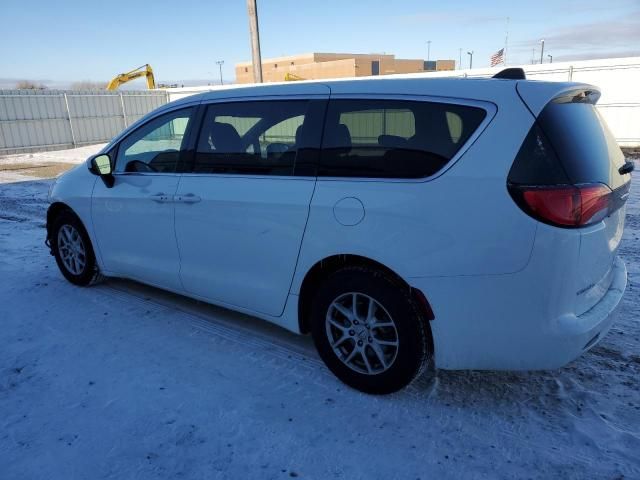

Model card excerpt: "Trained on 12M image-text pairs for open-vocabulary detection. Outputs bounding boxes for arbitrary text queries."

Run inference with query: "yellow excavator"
[284,72,306,81]
[106,64,156,90]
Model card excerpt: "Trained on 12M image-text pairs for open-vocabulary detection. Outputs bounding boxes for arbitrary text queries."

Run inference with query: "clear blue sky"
[1,0,638,85]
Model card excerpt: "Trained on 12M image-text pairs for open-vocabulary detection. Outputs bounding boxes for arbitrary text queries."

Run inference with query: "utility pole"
[504,17,510,65]
[547,54,553,63]
[427,40,432,61]
[216,60,224,85]
[246,0,263,83]
[540,39,545,65]
[459,48,462,70]
[467,51,473,69]
[531,48,536,64]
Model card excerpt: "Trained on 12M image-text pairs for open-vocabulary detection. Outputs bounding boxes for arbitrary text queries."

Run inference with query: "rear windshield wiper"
[619,161,635,175]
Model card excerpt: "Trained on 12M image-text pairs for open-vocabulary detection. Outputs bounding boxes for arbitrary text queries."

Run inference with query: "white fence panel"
[405,56,640,147]
[0,89,168,155]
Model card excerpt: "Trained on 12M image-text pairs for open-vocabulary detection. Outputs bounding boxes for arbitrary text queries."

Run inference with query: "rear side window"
[319,99,486,178]
[194,100,322,176]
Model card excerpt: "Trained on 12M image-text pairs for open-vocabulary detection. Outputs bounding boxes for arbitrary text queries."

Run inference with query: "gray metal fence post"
[119,92,128,128]
[568,65,574,81]
[63,93,77,147]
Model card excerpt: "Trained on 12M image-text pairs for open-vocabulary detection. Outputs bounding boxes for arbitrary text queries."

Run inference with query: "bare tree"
[15,80,47,90]
[71,80,107,90]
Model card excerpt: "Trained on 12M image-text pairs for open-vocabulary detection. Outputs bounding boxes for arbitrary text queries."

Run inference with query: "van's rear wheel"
[51,211,101,286]
[311,266,431,394]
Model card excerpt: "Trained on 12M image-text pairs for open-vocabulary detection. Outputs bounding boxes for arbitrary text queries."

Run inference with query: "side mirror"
[91,154,112,175]
[89,154,115,188]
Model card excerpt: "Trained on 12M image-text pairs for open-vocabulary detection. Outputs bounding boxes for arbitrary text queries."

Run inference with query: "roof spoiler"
[492,68,526,80]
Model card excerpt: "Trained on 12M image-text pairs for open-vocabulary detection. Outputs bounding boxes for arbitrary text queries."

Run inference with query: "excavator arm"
[284,72,306,81]
[106,64,156,90]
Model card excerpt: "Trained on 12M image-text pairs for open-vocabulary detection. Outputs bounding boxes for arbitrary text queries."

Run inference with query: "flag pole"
[504,16,510,66]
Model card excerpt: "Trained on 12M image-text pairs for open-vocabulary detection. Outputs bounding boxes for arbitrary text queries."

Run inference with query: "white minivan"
[47,72,632,393]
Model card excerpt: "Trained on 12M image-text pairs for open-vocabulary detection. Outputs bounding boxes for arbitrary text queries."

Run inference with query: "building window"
[244,67,248,73]
[274,63,278,68]
[291,62,294,65]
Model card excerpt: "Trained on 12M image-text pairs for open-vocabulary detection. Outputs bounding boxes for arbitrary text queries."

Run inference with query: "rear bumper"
[547,255,627,366]
[410,255,627,370]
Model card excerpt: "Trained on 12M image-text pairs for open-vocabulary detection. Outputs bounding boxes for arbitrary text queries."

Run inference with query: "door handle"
[175,193,201,204]
[149,193,172,203]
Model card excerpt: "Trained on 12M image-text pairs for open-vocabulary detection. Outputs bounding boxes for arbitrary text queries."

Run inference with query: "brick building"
[235,52,455,83]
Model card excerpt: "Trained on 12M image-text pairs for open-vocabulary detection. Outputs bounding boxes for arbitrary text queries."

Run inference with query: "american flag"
[490,48,505,67]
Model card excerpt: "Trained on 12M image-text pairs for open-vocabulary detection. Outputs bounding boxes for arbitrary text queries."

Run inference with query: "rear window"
[537,100,628,190]
[319,99,487,178]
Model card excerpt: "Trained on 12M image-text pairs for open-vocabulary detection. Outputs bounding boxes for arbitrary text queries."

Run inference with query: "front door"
[92,106,196,291]
[174,97,327,316]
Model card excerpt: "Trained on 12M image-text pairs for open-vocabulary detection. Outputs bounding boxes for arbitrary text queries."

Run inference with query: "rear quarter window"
[319,99,487,178]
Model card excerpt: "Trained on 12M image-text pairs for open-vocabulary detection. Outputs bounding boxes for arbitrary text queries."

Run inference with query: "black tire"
[50,210,102,286]
[311,266,431,394]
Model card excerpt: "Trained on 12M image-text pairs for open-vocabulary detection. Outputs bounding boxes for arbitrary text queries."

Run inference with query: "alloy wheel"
[57,224,86,276]
[325,292,399,375]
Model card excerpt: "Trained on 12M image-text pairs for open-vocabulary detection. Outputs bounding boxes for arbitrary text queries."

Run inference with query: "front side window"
[194,100,319,176]
[320,99,487,178]
[115,107,194,173]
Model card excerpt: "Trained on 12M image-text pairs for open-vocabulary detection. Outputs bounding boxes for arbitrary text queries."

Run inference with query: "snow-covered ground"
[0,144,106,184]
[0,148,639,479]
[0,144,106,166]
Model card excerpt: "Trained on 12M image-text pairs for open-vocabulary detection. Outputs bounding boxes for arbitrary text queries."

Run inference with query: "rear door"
[174,95,327,316]
[92,106,196,291]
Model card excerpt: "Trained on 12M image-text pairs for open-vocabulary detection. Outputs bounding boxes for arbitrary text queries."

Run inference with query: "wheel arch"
[46,202,76,241]
[297,254,435,335]
[46,202,95,254]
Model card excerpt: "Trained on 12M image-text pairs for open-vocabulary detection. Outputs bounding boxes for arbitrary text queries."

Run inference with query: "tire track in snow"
[98,284,323,367]
[93,281,442,399]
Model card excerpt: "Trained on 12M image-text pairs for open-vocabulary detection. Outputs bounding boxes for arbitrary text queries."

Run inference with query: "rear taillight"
[508,183,612,228]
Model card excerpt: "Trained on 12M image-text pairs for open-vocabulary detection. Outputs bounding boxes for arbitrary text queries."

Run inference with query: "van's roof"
[169,74,598,117]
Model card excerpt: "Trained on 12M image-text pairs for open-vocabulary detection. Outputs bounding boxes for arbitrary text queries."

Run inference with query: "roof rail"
[492,68,526,80]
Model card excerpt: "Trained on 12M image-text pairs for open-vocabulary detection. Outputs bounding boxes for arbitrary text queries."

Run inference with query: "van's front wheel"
[311,266,431,394]
[51,211,101,286]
